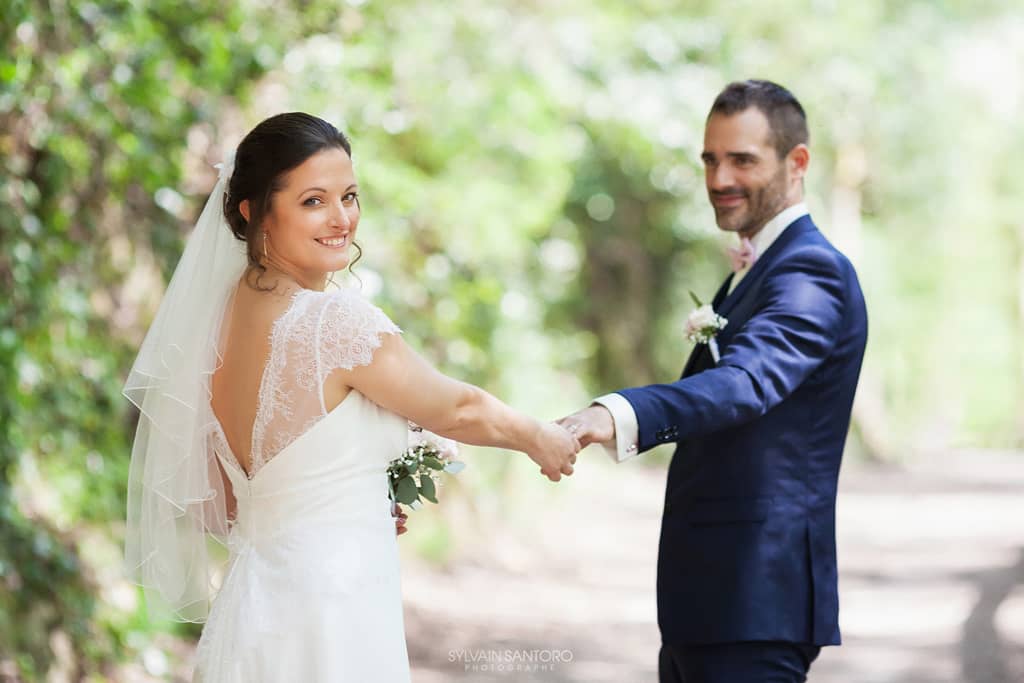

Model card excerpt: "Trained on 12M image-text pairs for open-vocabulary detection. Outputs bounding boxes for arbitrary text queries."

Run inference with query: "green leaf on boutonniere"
[395,477,420,505]
[422,455,444,470]
[418,476,438,503]
[689,290,703,308]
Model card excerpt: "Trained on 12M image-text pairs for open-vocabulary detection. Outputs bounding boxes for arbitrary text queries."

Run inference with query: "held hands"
[395,417,586,539]
[396,420,581,540]
[527,421,581,482]
[525,405,617,482]
[556,404,615,449]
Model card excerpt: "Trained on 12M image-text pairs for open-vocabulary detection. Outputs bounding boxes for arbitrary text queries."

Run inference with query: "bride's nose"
[329,200,352,230]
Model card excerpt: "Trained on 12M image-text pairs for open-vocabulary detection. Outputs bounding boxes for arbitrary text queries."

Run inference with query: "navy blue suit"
[617,215,867,656]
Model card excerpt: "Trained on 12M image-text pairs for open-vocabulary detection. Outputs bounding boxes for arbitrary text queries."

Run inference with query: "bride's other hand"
[527,422,580,482]
[393,503,408,536]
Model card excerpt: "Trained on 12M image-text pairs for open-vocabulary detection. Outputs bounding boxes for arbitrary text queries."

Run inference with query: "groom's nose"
[706,161,735,191]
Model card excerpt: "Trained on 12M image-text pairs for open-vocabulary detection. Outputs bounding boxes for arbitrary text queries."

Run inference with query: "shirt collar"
[747,202,809,255]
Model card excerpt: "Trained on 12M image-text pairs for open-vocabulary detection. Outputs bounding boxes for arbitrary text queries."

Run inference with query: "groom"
[561,80,868,682]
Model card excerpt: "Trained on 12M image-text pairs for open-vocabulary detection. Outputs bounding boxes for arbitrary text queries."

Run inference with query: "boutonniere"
[685,291,728,362]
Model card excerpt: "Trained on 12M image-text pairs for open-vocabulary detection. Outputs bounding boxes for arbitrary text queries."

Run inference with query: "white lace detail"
[246,288,401,478]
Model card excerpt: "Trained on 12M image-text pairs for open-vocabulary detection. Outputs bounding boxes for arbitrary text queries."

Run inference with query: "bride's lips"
[315,235,349,249]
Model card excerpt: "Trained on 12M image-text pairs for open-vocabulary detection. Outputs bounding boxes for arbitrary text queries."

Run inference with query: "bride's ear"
[239,199,251,223]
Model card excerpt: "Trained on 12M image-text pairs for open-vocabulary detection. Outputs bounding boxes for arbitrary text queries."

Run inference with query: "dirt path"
[402,450,1024,683]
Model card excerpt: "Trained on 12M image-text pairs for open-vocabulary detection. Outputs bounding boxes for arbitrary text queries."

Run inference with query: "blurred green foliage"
[2,0,1022,678]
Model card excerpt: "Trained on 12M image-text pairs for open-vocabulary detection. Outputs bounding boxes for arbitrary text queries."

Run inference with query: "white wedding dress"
[192,287,412,682]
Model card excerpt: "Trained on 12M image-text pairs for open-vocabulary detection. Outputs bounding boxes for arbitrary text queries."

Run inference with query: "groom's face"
[702,107,789,238]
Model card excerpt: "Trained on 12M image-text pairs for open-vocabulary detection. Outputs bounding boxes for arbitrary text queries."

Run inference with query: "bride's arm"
[216,458,237,522]
[340,333,578,481]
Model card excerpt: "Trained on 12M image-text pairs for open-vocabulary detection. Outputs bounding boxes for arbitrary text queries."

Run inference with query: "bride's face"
[255,147,361,281]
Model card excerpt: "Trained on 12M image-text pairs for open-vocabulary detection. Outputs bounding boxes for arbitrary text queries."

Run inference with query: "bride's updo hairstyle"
[223,112,361,282]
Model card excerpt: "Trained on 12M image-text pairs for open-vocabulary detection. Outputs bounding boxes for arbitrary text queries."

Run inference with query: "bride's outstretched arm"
[341,333,578,481]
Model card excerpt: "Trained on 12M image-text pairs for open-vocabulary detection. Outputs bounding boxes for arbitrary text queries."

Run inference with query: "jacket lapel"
[711,274,732,309]
[679,216,816,378]
[679,340,709,379]
[716,215,815,320]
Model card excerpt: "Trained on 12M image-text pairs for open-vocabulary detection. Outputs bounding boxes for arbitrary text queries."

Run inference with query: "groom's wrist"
[592,393,640,462]
[586,403,616,442]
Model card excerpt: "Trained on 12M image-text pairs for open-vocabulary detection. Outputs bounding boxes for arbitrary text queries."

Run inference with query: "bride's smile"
[315,234,349,248]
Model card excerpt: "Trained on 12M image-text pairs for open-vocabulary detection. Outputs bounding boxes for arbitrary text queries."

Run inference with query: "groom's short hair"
[709,80,808,159]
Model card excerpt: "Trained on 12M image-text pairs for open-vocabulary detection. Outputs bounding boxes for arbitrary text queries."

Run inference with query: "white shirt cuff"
[592,393,640,463]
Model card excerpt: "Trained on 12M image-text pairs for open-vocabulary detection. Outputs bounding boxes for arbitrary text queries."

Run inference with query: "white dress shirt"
[593,202,809,462]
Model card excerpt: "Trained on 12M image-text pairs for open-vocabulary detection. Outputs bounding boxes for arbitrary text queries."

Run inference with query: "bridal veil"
[122,152,245,622]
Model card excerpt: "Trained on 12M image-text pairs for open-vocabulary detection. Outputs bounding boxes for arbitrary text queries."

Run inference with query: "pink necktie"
[727,237,757,272]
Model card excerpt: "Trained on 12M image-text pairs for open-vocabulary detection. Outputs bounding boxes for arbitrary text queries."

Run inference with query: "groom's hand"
[558,405,615,448]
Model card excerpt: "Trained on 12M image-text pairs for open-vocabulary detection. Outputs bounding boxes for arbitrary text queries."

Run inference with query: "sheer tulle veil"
[122,150,246,622]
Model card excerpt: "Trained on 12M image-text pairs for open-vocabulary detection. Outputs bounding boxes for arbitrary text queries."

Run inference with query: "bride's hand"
[527,422,580,482]
[393,503,408,536]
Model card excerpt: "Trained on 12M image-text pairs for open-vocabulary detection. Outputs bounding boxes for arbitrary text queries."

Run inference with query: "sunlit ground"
[402,450,1024,683]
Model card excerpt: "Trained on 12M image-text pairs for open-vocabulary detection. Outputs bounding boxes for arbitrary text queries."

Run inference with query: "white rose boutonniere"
[685,291,728,362]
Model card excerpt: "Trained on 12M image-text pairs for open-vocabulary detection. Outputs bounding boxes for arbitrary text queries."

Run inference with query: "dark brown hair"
[709,80,808,159]
[223,112,362,284]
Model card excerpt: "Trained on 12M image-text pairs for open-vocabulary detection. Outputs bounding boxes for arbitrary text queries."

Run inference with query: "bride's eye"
[303,197,323,207]
[342,192,359,205]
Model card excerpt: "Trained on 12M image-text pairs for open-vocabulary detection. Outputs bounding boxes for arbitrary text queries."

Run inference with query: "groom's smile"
[710,190,747,209]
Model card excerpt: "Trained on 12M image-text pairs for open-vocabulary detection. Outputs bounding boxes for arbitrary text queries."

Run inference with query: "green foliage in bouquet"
[387,442,464,508]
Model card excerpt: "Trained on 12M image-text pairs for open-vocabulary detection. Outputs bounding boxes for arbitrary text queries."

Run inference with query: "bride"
[123,112,580,682]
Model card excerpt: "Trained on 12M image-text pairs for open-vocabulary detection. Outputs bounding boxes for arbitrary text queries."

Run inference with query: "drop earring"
[263,232,269,260]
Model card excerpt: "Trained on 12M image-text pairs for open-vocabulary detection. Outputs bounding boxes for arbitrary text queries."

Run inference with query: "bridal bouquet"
[387,424,465,509]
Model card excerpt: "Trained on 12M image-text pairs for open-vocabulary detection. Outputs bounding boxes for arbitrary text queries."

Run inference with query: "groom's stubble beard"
[711,162,790,239]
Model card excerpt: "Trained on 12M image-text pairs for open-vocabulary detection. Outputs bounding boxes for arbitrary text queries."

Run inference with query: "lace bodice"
[195,289,410,681]
[215,287,401,479]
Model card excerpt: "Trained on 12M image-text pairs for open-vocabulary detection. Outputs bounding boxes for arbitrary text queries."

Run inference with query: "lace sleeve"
[315,288,402,377]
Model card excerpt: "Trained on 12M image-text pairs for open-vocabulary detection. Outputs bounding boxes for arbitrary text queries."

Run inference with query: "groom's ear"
[239,199,251,223]
[787,143,810,180]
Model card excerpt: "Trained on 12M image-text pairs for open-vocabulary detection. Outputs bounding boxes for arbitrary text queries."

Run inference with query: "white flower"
[390,423,466,509]
[214,148,236,182]
[684,292,727,346]
[686,304,719,335]
[408,423,459,461]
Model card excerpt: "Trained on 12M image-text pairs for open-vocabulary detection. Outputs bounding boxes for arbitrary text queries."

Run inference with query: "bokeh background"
[2,0,1023,681]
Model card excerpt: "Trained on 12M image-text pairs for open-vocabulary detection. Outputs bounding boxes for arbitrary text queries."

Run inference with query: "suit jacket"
[617,215,868,646]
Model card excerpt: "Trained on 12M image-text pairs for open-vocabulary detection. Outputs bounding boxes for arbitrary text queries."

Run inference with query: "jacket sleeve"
[618,245,847,452]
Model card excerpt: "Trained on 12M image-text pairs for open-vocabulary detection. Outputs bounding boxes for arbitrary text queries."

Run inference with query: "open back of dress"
[194,287,412,683]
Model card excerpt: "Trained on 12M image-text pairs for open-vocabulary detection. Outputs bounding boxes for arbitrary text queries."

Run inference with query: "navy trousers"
[659,641,821,683]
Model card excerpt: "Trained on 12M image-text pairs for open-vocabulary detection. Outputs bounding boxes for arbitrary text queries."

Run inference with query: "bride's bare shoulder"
[231,279,305,324]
